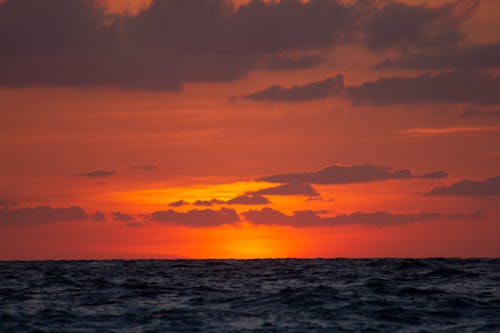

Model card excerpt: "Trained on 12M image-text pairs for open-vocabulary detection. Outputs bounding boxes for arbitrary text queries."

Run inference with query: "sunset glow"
[0,0,499,260]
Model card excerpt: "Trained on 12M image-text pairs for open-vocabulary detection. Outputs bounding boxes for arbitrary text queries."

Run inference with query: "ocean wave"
[1,259,499,332]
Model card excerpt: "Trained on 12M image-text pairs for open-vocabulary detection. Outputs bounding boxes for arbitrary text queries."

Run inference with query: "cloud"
[0,0,465,90]
[419,171,448,179]
[0,198,8,206]
[266,54,325,71]
[242,207,482,227]
[377,42,500,70]
[461,109,500,118]
[129,164,159,171]
[401,126,500,135]
[150,208,239,227]
[111,211,135,222]
[77,170,116,178]
[193,199,226,207]
[245,69,500,106]
[0,206,88,226]
[168,200,189,207]
[173,195,270,207]
[226,194,269,205]
[0,0,350,89]
[253,183,319,196]
[363,1,468,51]
[92,210,106,221]
[242,75,344,102]
[260,164,414,185]
[426,176,500,196]
[109,210,143,227]
[346,70,500,105]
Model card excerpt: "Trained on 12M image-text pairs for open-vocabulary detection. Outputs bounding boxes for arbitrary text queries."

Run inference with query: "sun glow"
[176,223,304,259]
[107,181,287,211]
[217,224,288,259]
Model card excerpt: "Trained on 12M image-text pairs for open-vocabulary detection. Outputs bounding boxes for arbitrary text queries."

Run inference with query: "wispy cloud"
[400,126,500,135]
[76,170,116,178]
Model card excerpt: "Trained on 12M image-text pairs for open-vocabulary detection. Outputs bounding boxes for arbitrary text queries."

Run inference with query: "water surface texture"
[1,259,499,332]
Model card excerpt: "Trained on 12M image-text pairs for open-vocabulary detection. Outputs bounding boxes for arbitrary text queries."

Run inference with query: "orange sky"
[0,0,499,259]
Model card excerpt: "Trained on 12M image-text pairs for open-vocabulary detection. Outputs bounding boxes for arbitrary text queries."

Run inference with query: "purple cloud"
[0,0,467,90]
[193,199,226,207]
[253,183,319,196]
[426,176,500,196]
[150,208,239,227]
[77,170,116,178]
[347,70,500,106]
[111,211,135,222]
[243,75,344,102]
[0,206,88,226]
[260,164,414,185]
[242,207,482,227]
[168,200,189,208]
[227,195,270,205]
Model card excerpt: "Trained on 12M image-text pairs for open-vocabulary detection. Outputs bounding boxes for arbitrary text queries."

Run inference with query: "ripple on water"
[0,259,499,332]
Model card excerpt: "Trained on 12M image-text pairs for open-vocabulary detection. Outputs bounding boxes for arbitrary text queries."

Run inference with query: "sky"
[0,0,499,260]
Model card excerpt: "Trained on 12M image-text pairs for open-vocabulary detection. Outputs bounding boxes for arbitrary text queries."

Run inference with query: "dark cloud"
[225,0,352,53]
[77,170,116,178]
[363,1,467,51]
[128,0,351,55]
[226,194,269,205]
[0,0,465,90]
[243,75,344,102]
[92,210,106,221]
[173,195,269,206]
[150,208,239,227]
[242,207,481,227]
[0,205,88,226]
[346,70,500,105]
[193,199,226,207]
[253,183,319,196]
[0,0,350,89]
[260,164,414,185]
[419,171,448,179]
[129,164,159,171]
[266,54,325,71]
[0,198,8,206]
[377,42,500,70]
[0,0,124,87]
[426,176,500,196]
[111,211,135,222]
[461,109,500,118]
[168,200,189,208]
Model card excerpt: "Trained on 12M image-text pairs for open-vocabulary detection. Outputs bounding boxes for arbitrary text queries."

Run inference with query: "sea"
[1,259,499,332]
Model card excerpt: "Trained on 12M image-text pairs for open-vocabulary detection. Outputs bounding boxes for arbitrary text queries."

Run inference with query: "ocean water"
[1,259,499,332]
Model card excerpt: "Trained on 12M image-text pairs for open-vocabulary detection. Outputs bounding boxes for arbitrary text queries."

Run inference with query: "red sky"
[0,0,499,259]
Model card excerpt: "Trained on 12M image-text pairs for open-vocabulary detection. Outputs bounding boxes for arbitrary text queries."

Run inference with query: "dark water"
[1,259,499,332]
